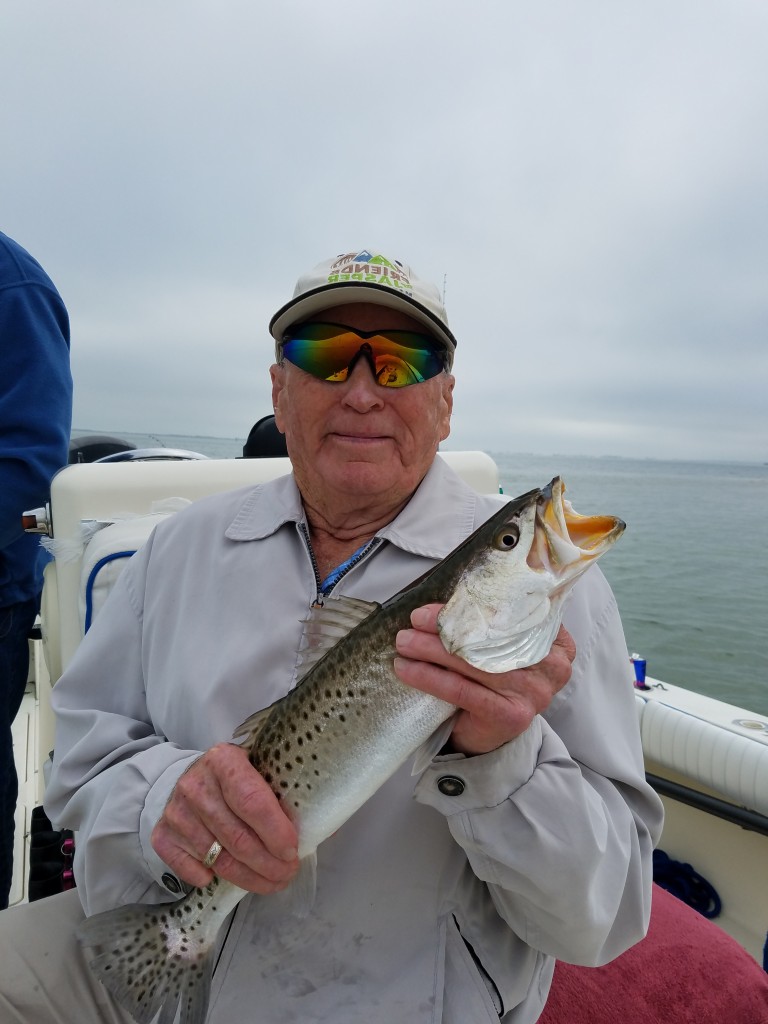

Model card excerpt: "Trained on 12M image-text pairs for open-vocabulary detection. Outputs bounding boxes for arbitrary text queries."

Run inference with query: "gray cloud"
[2,0,765,461]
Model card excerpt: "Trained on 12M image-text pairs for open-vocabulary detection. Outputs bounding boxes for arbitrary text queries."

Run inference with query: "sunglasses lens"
[281,324,445,388]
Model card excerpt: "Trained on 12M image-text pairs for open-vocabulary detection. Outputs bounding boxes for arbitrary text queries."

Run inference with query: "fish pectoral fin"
[411,714,458,775]
[287,852,318,919]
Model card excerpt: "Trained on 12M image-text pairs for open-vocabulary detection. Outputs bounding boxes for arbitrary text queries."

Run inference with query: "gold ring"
[203,840,223,869]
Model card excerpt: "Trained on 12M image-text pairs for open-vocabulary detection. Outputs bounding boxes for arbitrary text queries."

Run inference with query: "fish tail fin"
[76,894,216,1024]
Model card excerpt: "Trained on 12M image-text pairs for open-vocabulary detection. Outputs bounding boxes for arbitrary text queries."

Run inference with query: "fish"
[76,477,624,1024]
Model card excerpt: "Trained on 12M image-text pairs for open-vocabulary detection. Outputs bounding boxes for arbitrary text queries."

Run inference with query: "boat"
[10,441,768,1019]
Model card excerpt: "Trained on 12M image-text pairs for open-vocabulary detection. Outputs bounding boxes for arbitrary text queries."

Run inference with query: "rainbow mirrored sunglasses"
[280,322,448,388]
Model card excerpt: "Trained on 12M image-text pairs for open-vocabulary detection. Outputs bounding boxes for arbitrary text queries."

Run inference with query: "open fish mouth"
[531,477,625,583]
[437,477,625,672]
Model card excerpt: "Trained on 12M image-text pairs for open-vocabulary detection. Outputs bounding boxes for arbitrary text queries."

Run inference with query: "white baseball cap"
[269,250,457,361]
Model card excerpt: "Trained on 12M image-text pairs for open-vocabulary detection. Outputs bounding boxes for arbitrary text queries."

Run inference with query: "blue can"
[631,653,648,689]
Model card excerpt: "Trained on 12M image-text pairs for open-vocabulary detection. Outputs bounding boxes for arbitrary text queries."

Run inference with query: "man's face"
[270,302,454,513]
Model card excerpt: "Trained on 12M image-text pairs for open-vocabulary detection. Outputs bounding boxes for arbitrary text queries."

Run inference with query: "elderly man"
[0,250,662,1024]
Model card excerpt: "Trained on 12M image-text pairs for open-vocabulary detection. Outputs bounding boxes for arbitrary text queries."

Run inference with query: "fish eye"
[495,524,520,550]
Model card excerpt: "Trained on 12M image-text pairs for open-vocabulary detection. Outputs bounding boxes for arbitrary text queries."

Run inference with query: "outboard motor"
[69,434,136,464]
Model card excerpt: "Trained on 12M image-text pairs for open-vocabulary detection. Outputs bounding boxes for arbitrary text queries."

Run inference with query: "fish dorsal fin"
[296,595,379,679]
[232,704,274,747]
[233,596,378,744]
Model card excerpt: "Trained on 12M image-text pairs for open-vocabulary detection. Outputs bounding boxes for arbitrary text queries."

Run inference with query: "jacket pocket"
[442,913,502,1023]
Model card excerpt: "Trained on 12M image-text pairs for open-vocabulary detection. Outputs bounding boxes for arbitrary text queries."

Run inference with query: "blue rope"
[653,849,722,919]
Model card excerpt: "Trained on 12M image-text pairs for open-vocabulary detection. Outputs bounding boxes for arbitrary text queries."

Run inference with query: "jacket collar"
[224,455,481,560]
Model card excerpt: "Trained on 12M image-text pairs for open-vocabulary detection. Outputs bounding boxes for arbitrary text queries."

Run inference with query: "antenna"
[442,273,447,304]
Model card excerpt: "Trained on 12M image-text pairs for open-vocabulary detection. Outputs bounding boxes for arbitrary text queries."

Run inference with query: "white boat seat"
[636,693,768,818]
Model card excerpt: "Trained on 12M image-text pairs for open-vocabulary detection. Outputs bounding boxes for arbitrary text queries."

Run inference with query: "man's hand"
[152,742,300,890]
[394,604,576,756]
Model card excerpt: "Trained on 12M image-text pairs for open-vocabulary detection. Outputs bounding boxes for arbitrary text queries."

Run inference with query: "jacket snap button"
[437,775,465,797]
[161,872,182,893]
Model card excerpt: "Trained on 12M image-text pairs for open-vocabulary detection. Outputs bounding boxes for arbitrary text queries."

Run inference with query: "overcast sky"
[2,1,766,462]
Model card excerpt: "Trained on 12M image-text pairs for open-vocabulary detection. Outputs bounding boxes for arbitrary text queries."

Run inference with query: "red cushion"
[537,884,768,1023]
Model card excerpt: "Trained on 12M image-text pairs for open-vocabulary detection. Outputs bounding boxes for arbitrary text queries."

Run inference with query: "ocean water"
[81,430,768,716]
[489,453,768,718]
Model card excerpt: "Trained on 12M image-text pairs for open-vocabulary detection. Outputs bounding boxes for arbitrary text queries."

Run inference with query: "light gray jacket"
[47,457,663,1023]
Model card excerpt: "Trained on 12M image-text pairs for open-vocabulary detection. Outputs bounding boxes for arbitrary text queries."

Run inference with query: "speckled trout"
[76,477,624,1024]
